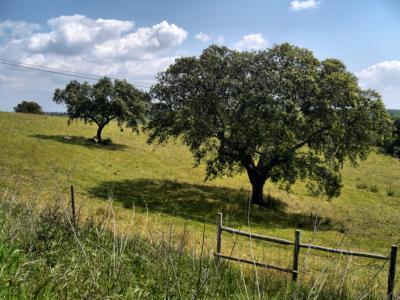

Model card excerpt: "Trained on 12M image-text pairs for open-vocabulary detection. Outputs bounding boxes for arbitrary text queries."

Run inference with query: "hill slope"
[1,111,400,295]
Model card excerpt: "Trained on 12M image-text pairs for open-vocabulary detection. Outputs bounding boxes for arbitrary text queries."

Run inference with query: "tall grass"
[0,190,388,299]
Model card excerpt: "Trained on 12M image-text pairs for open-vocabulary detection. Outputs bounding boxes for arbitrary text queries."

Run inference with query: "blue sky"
[0,0,399,111]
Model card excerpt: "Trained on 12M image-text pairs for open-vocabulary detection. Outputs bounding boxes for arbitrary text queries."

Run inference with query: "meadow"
[1,111,400,298]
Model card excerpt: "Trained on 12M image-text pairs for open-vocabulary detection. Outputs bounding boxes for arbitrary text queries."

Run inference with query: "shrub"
[14,101,43,114]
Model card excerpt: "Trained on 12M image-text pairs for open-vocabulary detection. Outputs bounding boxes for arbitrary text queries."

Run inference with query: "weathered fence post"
[70,185,76,227]
[215,213,223,264]
[292,230,301,282]
[387,245,397,300]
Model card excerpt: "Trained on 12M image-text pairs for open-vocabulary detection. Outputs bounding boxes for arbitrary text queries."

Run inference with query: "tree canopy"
[14,101,43,114]
[146,43,392,206]
[53,77,149,143]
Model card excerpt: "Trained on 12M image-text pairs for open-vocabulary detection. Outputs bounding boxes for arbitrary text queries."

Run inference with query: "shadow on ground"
[88,179,335,230]
[30,134,128,151]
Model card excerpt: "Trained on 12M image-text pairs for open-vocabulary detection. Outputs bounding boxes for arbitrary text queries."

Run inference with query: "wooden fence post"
[292,230,301,282]
[216,213,223,264]
[70,185,76,227]
[387,245,397,300]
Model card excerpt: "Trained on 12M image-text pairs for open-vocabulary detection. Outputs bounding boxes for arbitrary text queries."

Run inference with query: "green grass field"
[1,111,400,298]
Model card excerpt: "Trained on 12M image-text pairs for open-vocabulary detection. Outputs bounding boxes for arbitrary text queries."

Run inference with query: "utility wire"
[0,58,152,88]
[0,60,99,81]
[0,59,152,89]
[1,58,105,80]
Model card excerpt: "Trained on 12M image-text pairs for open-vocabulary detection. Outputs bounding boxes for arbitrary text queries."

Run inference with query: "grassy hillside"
[1,111,400,297]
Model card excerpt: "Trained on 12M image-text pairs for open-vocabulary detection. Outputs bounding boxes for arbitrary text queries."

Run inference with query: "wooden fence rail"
[214,213,398,300]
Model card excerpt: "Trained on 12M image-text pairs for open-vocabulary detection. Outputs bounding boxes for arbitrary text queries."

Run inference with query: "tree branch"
[287,124,331,154]
[256,124,332,172]
[89,116,100,126]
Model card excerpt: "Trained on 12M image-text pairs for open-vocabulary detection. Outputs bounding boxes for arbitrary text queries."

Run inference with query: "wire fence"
[66,185,399,298]
[214,212,398,300]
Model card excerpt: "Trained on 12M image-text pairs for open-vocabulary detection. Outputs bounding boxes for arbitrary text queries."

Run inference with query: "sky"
[0,0,399,111]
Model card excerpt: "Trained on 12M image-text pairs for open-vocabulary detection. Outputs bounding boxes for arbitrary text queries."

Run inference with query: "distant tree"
[53,77,149,143]
[14,101,43,114]
[147,44,392,207]
[388,109,400,120]
[384,119,400,157]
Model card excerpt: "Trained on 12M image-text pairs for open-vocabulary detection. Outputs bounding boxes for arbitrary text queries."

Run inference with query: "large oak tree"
[54,77,149,143]
[146,44,392,206]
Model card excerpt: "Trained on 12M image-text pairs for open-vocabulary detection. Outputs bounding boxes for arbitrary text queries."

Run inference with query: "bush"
[14,101,43,114]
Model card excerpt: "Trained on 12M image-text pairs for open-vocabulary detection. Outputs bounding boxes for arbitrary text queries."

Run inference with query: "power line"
[0,60,99,81]
[0,58,152,88]
[1,58,153,88]
[0,59,152,89]
[1,58,106,80]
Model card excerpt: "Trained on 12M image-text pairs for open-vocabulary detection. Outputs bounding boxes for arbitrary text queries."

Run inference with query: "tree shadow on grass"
[88,179,335,231]
[30,134,128,151]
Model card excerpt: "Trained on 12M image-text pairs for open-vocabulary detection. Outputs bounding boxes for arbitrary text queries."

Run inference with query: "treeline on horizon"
[11,102,400,120]
[44,108,400,117]
[388,109,400,120]
[10,106,400,118]
[44,108,400,118]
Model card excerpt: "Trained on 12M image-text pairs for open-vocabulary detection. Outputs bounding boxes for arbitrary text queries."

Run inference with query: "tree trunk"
[250,178,267,206]
[96,125,104,143]
[246,167,267,207]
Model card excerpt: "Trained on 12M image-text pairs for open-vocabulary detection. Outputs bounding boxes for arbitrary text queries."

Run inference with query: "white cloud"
[234,33,267,51]
[0,20,41,38]
[0,15,187,80]
[24,15,135,54]
[5,15,186,59]
[0,73,28,89]
[94,20,187,59]
[215,35,225,44]
[195,32,211,42]
[0,15,188,111]
[357,61,400,108]
[290,0,322,11]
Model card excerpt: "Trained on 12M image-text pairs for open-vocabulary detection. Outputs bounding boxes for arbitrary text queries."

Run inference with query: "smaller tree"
[53,77,149,143]
[14,101,43,114]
